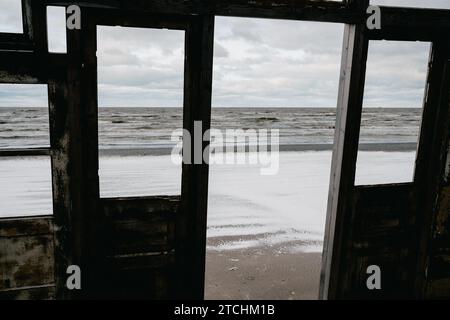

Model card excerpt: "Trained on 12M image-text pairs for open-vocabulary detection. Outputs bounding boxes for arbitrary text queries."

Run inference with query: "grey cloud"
[97,47,142,67]
[1,3,446,109]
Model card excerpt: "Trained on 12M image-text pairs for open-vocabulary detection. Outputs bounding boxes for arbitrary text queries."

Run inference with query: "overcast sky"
[0,0,449,108]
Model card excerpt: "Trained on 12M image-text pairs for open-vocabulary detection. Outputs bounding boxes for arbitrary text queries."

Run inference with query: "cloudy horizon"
[0,0,449,108]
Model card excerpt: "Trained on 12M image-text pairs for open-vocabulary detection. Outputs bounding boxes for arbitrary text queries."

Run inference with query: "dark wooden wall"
[321,14,450,299]
[425,132,450,298]
[101,196,179,299]
[424,80,450,299]
[0,0,450,300]
[0,217,55,299]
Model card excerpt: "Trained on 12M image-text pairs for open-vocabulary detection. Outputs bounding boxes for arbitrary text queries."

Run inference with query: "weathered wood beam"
[86,8,189,30]
[0,33,33,51]
[413,39,450,298]
[0,1,448,53]
[369,7,450,41]
[320,21,369,300]
[0,216,55,300]
[0,51,44,83]
[102,196,179,255]
[0,52,68,83]
[0,216,53,236]
[0,148,50,157]
[29,0,48,53]
[42,1,450,28]
[44,0,356,23]
[22,0,33,40]
[176,14,215,300]
[0,285,56,300]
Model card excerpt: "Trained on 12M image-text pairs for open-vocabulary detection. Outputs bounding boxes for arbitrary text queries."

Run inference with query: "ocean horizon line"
[97,142,418,157]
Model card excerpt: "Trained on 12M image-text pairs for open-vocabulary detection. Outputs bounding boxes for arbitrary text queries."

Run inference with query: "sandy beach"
[205,245,321,300]
[0,150,416,299]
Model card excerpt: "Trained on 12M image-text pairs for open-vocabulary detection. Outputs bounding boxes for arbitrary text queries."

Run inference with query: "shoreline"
[98,142,418,157]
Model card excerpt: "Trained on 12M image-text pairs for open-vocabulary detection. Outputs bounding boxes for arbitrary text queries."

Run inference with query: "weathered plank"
[427,278,450,299]
[351,184,414,242]
[0,217,55,297]
[0,285,55,300]
[176,14,215,300]
[107,251,176,270]
[336,184,417,298]
[100,197,178,299]
[102,266,175,300]
[0,148,51,157]
[102,196,179,255]
[85,7,189,30]
[423,47,450,298]
[0,235,55,290]
[413,39,450,298]
[0,51,44,84]
[369,6,450,41]
[102,196,180,216]
[48,72,77,300]
[320,17,369,300]
[44,0,355,23]
[350,251,411,299]
[0,33,33,51]
[21,0,33,40]
[0,52,69,84]
[321,183,417,299]
[0,216,53,238]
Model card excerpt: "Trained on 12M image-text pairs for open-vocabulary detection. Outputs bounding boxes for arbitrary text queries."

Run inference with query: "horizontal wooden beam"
[0,216,55,299]
[101,196,179,255]
[0,52,68,83]
[42,1,450,28]
[0,285,56,300]
[86,8,190,30]
[0,33,33,51]
[368,7,450,41]
[0,216,53,237]
[0,148,51,157]
[45,0,357,23]
[0,2,448,54]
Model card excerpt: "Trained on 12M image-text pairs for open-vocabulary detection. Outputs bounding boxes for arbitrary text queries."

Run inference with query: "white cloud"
[0,4,442,108]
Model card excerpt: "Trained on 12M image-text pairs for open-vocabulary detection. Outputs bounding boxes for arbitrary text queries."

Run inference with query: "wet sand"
[205,246,322,300]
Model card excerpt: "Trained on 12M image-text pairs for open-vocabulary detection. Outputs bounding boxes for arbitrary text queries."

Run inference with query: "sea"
[0,107,421,150]
[0,107,421,252]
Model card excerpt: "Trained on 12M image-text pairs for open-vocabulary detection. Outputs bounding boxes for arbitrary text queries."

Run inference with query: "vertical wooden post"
[52,7,99,299]
[48,74,74,300]
[29,0,48,54]
[79,14,104,299]
[51,6,85,299]
[176,14,215,299]
[320,22,369,299]
[413,39,450,298]
[21,0,33,40]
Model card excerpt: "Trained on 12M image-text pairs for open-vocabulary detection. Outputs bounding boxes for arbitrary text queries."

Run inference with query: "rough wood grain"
[176,14,215,300]
[320,19,369,300]
[0,285,55,300]
[102,196,179,255]
[0,217,55,299]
